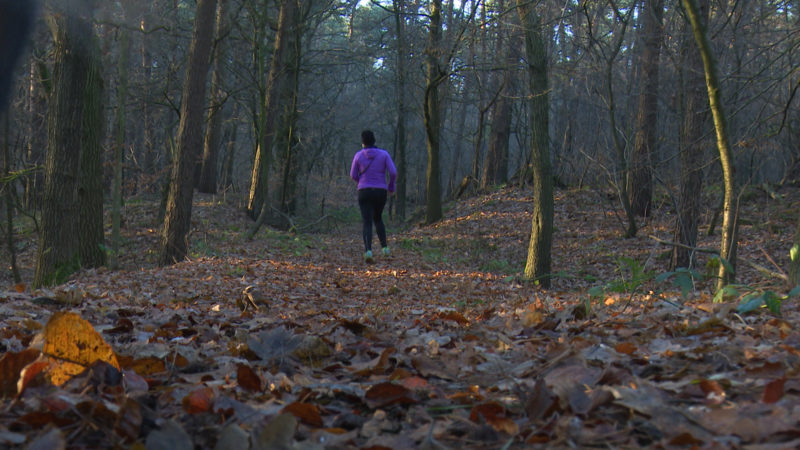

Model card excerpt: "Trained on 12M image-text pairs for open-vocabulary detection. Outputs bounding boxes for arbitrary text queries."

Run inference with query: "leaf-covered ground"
[1,185,799,449]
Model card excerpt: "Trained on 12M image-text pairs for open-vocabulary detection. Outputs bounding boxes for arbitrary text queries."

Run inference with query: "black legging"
[358,188,388,252]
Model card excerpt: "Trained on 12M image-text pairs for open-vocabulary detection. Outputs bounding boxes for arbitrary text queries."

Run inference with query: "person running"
[350,130,397,263]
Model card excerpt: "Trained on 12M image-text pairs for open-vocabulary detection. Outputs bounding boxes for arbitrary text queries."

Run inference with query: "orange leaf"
[237,364,262,392]
[14,283,26,293]
[128,357,167,376]
[17,359,51,395]
[762,377,785,404]
[41,312,120,386]
[282,402,323,427]
[182,387,215,414]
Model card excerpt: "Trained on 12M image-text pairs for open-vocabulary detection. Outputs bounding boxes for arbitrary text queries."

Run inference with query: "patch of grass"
[330,206,362,224]
[398,237,446,263]
[261,229,313,256]
[480,259,519,275]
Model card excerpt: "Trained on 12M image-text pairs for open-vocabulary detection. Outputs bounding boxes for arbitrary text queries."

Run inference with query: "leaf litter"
[0,186,799,448]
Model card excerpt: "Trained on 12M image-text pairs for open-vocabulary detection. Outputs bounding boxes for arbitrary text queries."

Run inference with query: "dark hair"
[361,130,376,147]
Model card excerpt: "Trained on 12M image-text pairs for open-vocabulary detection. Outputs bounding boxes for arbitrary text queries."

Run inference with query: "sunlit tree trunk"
[198,0,229,194]
[424,0,444,225]
[247,0,296,224]
[248,0,298,236]
[671,0,708,270]
[628,0,664,217]
[159,0,218,265]
[682,0,738,290]
[518,1,553,287]
[35,2,94,287]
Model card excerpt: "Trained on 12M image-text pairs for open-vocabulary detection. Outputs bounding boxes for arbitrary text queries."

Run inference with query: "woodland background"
[0,0,797,286]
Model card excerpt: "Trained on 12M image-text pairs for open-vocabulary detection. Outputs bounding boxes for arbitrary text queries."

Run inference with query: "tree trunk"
[35,3,94,287]
[111,16,131,270]
[628,0,664,217]
[393,0,407,219]
[682,0,738,290]
[424,0,444,225]
[671,0,708,270]
[77,27,106,269]
[159,0,218,265]
[2,114,20,283]
[198,0,228,194]
[518,2,553,287]
[247,0,297,223]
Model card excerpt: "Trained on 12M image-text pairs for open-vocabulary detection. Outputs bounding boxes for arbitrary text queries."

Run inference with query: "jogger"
[350,130,398,263]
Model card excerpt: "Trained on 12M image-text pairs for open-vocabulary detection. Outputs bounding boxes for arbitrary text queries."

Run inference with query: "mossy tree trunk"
[518,1,554,287]
[35,2,95,287]
[682,0,738,290]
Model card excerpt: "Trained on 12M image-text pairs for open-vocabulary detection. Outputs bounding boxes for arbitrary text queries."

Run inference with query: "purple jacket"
[350,147,397,192]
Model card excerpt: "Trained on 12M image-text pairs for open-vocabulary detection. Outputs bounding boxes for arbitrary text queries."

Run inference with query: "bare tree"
[159,0,218,265]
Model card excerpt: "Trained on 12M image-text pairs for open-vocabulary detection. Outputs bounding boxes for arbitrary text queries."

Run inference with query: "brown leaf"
[237,364,262,392]
[114,398,143,442]
[0,348,40,398]
[437,311,469,325]
[614,342,636,355]
[364,382,417,409]
[698,379,726,406]
[469,402,519,435]
[761,377,785,403]
[182,387,215,414]
[282,402,324,427]
[524,378,559,420]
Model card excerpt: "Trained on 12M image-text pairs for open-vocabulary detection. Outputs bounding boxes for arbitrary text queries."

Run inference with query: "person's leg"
[358,189,374,252]
[373,190,388,249]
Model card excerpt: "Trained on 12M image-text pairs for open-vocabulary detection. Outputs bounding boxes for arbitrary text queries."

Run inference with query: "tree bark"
[247,0,297,223]
[682,0,738,290]
[111,12,131,270]
[671,0,708,270]
[393,0,408,219]
[159,0,218,265]
[518,1,553,287]
[77,25,106,269]
[35,2,94,287]
[198,0,229,194]
[628,0,664,217]
[424,0,444,225]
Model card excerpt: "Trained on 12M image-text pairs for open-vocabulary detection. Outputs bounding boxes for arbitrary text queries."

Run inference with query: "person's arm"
[386,153,398,193]
[350,152,360,183]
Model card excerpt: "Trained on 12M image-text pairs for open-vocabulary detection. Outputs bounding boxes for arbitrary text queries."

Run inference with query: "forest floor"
[1,184,800,449]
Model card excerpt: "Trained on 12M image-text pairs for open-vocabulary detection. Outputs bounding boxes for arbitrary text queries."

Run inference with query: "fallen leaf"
[469,402,519,435]
[0,348,40,397]
[282,402,323,427]
[364,382,417,409]
[762,377,785,403]
[182,387,215,414]
[41,312,120,386]
[237,364,262,392]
